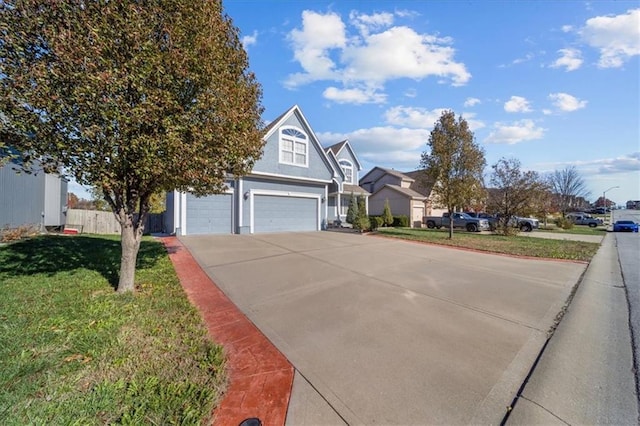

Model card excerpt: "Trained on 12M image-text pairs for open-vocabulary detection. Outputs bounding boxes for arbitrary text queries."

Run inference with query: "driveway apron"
[180,232,586,425]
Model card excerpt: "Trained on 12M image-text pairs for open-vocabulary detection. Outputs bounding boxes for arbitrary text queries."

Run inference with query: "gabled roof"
[343,183,370,196]
[325,139,363,171]
[359,166,414,185]
[325,149,346,181]
[373,184,426,200]
[262,104,338,178]
[403,170,435,197]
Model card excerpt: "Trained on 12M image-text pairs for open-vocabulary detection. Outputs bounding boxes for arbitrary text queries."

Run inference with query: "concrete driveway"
[181,232,586,425]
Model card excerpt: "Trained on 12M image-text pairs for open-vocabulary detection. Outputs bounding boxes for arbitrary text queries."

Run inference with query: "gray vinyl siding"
[252,112,334,182]
[164,191,175,233]
[0,163,45,229]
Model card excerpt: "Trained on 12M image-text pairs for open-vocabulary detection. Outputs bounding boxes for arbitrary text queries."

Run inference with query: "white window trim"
[279,126,309,168]
[339,159,354,184]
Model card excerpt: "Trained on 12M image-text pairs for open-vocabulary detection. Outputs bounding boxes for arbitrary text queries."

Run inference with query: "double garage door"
[253,194,318,233]
[185,192,319,234]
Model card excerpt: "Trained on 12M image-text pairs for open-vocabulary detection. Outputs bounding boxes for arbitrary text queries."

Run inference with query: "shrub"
[382,199,393,226]
[392,215,409,227]
[353,215,371,232]
[346,193,358,224]
[0,224,39,243]
[555,217,574,230]
[369,216,384,230]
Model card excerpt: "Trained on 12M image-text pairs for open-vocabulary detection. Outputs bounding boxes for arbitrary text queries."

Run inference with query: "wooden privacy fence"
[66,209,164,234]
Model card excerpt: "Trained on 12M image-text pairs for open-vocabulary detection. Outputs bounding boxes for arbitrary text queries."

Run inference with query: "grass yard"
[376,227,600,262]
[538,224,608,236]
[0,235,225,425]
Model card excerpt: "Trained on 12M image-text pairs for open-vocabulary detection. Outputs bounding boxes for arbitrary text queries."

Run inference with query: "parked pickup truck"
[424,212,491,232]
[510,216,539,232]
[566,212,603,228]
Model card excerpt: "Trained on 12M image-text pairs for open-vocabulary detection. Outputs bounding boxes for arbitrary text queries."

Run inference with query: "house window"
[339,160,354,184]
[280,127,308,167]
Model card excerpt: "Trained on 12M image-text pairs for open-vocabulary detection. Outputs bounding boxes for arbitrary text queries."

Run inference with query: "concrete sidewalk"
[507,233,639,424]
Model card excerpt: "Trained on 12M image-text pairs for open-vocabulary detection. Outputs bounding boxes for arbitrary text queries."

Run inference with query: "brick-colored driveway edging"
[160,236,294,426]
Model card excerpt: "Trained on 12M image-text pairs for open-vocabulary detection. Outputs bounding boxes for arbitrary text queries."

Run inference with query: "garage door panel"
[187,193,232,235]
[254,195,317,233]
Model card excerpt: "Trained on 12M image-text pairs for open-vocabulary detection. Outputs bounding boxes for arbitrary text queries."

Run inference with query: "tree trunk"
[448,210,454,239]
[117,212,144,293]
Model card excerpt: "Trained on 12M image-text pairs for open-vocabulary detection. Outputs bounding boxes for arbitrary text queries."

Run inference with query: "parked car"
[491,214,539,232]
[424,212,490,232]
[612,220,639,232]
[465,212,498,230]
[566,212,603,228]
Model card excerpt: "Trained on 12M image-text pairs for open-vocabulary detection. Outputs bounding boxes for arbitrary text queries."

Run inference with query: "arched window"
[339,160,354,184]
[279,127,308,167]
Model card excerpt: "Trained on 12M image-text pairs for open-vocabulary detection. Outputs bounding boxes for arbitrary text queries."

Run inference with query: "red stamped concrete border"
[160,236,294,426]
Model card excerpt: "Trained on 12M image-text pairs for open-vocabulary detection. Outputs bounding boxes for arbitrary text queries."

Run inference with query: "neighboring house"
[359,167,445,228]
[0,154,68,230]
[165,105,369,235]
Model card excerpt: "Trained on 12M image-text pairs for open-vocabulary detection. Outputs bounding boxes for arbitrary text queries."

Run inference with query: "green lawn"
[376,227,600,262]
[538,224,608,235]
[0,235,225,425]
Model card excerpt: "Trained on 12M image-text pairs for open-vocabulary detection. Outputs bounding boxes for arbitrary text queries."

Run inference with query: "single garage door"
[254,194,318,233]
[186,193,233,235]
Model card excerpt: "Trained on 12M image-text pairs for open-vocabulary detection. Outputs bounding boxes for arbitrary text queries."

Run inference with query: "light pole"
[603,185,619,226]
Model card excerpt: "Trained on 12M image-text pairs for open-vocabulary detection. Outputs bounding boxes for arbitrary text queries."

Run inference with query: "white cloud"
[485,119,545,144]
[460,113,486,132]
[561,25,574,33]
[548,92,587,112]
[241,31,258,49]
[464,97,481,107]
[318,126,430,170]
[404,88,417,98]
[384,106,446,128]
[538,152,640,174]
[285,10,470,101]
[504,96,532,113]
[349,11,394,36]
[551,48,583,71]
[323,86,386,104]
[580,8,640,68]
[285,11,347,87]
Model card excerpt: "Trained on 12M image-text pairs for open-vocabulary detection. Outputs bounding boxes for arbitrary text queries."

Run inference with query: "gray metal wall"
[0,162,45,229]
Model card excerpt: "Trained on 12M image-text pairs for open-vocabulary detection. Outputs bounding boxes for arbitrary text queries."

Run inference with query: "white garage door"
[186,193,233,235]
[253,194,318,233]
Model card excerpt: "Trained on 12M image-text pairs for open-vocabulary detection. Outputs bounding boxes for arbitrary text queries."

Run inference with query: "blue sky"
[222,0,639,205]
[69,1,639,205]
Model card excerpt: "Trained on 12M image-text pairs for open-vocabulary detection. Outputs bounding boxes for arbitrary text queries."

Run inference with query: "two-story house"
[359,167,444,228]
[165,105,369,235]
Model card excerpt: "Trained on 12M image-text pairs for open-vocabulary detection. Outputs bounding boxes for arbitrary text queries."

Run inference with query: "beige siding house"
[360,167,445,228]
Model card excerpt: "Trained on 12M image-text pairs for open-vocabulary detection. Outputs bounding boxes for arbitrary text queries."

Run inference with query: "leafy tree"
[354,194,370,231]
[382,198,393,227]
[420,110,486,239]
[346,192,358,224]
[67,192,79,209]
[0,1,264,292]
[487,157,549,235]
[549,166,591,217]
